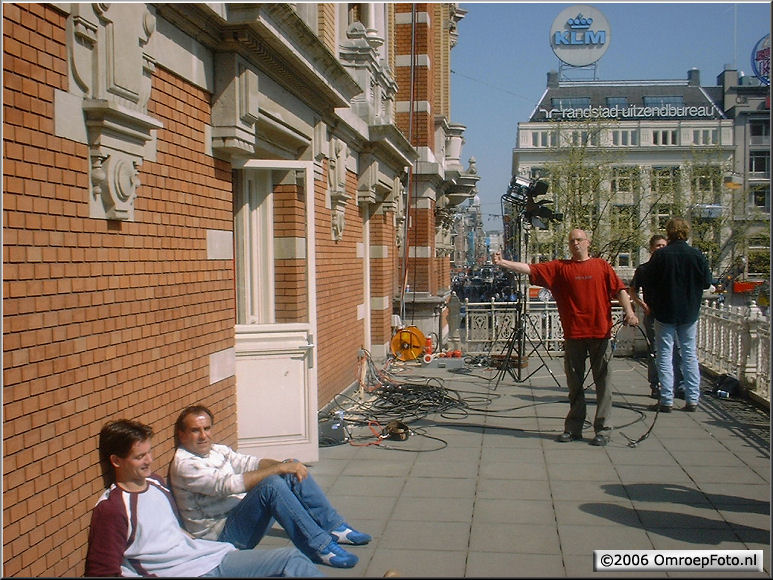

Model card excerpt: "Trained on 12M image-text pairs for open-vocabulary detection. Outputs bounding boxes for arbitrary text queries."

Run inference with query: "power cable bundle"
[323,339,655,450]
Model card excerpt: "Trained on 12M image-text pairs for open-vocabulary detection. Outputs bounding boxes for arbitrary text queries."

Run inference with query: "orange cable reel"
[390,326,426,361]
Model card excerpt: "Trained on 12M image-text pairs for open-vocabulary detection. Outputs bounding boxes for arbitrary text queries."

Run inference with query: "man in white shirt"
[169,405,370,569]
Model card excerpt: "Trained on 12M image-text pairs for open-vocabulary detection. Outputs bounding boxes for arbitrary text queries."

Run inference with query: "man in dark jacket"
[630,234,683,400]
[644,217,712,412]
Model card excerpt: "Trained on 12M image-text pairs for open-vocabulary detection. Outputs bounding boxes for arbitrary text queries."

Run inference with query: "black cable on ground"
[326,348,653,451]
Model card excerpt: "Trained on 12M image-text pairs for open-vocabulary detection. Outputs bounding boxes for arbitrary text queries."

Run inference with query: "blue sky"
[451,2,771,228]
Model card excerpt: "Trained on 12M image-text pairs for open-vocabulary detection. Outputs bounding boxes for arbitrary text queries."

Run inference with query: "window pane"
[643,96,685,107]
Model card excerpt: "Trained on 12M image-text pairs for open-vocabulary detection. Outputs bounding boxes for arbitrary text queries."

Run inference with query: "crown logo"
[567,14,593,29]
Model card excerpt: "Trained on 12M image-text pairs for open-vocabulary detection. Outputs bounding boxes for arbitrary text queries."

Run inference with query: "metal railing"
[460,298,770,406]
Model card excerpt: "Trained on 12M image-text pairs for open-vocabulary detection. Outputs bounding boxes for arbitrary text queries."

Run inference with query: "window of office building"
[651,166,680,196]
[611,167,639,194]
[751,184,770,211]
[650,166,681,229]
[691,165,721,199]
[606,97,628,108]
[653,130,678,145]
[567,173,598,230]
[643,96,684,107]
[615,253,631,267]
[692,129,718,145]
[750,119,770,144]
[531,131,557,148]
[609,205,637,265]
[748,235,770,276]
[551,97,590,109]
[612,129,638,146]
[749,151,770,174]
[565,129,598,147]
[651,203,674,230]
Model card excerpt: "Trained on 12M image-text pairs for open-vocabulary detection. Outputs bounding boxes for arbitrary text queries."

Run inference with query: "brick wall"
[369,212,397,350]
[274,181,308,323]
[2,4,237,575]
[315,166,366,405]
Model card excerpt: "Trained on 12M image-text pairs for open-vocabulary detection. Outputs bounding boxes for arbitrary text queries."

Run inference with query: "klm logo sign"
[554,14,606,46]
[550,6,611,66]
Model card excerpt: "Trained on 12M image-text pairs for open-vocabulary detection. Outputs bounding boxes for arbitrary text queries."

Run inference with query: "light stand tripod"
[493,186,563,390]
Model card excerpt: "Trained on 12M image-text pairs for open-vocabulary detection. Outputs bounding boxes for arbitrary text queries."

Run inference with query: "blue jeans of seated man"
[654,319,700,406]
[203,546,323,577]
[218,472,345,561]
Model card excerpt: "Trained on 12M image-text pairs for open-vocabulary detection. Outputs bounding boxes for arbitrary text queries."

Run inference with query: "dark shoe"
[649,387,661,400]
[683,403,697,412]
[649,403,671,413]
[556,432,582,442]
[590,432,609,446]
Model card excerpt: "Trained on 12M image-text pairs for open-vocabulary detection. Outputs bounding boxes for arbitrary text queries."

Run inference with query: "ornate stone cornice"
[156,3,361,110]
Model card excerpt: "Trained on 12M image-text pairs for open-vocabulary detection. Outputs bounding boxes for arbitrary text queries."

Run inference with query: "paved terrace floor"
[262,355,770,578]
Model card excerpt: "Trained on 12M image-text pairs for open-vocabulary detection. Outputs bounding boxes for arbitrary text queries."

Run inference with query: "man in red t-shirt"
[494,229,638,446]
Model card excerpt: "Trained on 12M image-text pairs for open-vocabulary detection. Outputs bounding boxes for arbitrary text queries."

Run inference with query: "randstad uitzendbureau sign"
[550,5,610,67]
[538,104,718,121]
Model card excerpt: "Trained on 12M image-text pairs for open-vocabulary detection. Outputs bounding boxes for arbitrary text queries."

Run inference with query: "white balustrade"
[461,298,770,406]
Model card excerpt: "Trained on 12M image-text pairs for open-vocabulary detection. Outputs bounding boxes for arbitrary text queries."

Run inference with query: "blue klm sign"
[553,13,606,46]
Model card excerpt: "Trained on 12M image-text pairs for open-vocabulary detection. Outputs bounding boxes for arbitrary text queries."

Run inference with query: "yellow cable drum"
[390,326,426,361]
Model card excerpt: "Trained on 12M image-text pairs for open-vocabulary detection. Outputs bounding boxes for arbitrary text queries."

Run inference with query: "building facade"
[513,67,770,283]
[2,3,476,575]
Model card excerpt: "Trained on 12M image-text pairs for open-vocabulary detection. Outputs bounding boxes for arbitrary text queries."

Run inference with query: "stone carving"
[90,153,141,221]
[67,4,162,221]
[329,138,350,241]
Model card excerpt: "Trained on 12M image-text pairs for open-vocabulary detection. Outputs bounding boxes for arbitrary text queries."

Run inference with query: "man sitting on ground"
[169,404,370,569]
[85,419,322,577]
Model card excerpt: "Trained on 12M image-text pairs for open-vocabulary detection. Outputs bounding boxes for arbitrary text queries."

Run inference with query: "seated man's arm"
[174,449,309,496]
[84,498,129,577]
[241,458,309,490]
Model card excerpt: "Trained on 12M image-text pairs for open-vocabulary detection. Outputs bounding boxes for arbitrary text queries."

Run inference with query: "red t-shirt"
[529,258,625,339]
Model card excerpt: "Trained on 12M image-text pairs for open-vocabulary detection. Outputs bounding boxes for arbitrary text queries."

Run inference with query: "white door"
[233,160,318,463]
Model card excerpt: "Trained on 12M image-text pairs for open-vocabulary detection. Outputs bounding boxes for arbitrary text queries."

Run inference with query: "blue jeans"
[219,473,344,561]
[203,546,323,577]
[654,319,701,406]
[643,313,683,389]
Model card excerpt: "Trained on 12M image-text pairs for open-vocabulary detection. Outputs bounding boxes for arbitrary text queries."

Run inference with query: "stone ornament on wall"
[66,4,162,221]
[329,138,350,241]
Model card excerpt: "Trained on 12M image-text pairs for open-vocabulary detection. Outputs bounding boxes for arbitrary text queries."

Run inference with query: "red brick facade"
[3,3,465,575]
[315,168,367,404]
[3,5,239,575]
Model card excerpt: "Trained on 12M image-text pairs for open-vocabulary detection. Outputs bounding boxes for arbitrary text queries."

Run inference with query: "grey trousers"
[562,338,613,435]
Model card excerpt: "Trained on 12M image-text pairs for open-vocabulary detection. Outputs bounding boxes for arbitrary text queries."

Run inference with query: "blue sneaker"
[331,523,372,545]
[314,540,359,568]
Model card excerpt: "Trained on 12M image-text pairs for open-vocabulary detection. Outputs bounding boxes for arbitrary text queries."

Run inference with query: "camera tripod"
[492,278,563,390]
[493,190,562,390]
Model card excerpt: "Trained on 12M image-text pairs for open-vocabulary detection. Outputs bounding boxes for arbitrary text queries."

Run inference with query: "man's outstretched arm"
[493,251,531,276]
